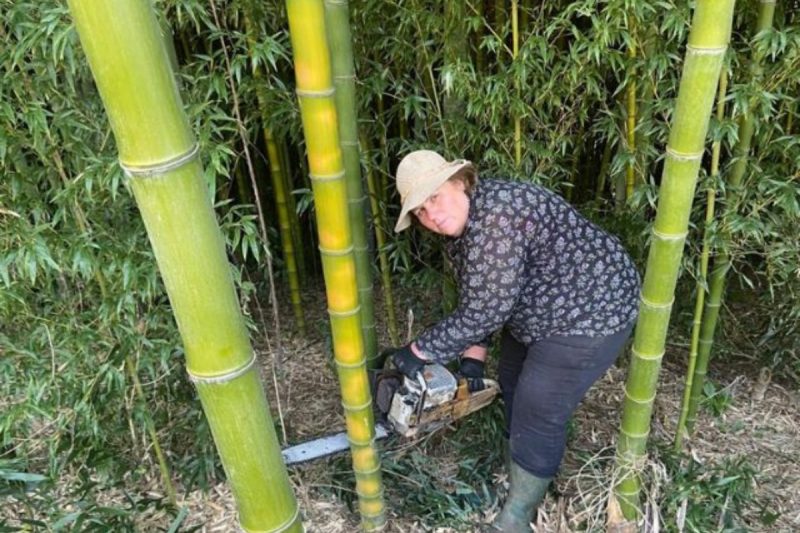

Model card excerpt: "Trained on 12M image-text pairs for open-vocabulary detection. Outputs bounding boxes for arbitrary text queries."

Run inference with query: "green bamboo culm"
[684,0,776,434]
[613,0,734,518]
[512,0,522,167]
[360,132,400,346]
[241,4,307,336]
[674,67,728,450]
[625,20,638,201]
[66,2,302,532]
[266,126,307,335]
[285,0,386,529]
[323,0,379,368]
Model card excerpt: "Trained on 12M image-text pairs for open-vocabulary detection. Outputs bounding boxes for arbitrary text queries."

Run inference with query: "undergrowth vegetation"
[2,0,798,530]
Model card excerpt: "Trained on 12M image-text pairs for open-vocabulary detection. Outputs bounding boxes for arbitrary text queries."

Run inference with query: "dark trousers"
[498,324,633,478]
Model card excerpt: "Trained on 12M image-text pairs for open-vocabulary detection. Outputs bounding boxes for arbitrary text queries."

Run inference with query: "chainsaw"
[281,361,500,465]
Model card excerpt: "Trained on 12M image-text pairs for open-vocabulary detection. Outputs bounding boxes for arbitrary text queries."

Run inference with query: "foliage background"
[1,0,797,529]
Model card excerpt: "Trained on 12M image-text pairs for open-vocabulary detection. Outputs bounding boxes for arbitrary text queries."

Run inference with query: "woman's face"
[412,179,470,237]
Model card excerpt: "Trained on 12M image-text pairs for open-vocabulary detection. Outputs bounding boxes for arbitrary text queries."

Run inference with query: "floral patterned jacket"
[415,178,641,363]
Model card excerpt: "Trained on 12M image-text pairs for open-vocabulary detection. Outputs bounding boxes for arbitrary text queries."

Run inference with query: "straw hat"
[394,150,473,232]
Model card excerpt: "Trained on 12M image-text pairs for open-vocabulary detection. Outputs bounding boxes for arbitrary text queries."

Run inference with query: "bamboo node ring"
[666,147,703,161]
[341,398,373,412]
[348,195,369,204]
[295,87,335,98]
[187,353,255,384]
[686,44,727,55]
[651,228,687,241]
[631,347,665,361]
[334,358,366,370]
[120,144,199,178]
[624,388,657,405]
[620,427,651,440]
[318,244,354,256]
[261,505,301,533]
[348,435,377,447]
[328,306,361,318]
[309,170,346,182]
[354,465,383,477]
[639,293,675,309]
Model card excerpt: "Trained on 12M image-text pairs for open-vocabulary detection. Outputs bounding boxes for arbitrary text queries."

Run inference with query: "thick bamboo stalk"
[684,0,775,433]
[614,0,734,518]
[324,0,379,368]
[241,6,307,335]
[67,2,301,531]
[675,67,728,449]
[360,133,400,346]
[285,1,386,529]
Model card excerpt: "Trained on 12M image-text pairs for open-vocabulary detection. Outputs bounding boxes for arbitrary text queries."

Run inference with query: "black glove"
[458,357,486,392]
[392,344,427,379]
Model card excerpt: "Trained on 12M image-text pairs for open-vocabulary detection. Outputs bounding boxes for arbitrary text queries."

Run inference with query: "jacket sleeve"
[416,212,528,363]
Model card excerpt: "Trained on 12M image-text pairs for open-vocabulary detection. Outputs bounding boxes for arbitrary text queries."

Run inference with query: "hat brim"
[394,160,472,232]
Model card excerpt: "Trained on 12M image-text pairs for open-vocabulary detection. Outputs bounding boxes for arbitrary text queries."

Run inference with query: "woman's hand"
[392,344,428,379]
[458,356,486,392]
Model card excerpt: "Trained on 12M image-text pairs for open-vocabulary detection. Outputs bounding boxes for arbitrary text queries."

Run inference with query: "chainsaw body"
[383,363,500,437]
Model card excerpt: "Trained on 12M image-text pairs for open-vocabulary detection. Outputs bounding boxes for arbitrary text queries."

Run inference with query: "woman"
[390,150,641,531]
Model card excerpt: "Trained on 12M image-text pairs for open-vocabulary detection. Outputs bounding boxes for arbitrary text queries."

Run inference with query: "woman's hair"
[448,164,478,195]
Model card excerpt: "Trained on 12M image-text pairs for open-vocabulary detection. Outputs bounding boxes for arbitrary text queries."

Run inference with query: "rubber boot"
[491,461,551,532]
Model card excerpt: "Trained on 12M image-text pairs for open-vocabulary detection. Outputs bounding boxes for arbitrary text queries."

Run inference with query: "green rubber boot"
[491,461,551,532]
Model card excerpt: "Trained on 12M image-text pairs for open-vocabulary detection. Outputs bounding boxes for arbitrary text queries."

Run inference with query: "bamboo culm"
[684,0,776,433]
[613,0,735,518]
[285,0,386,529]
[324,0,379,368]
[674,67,728,449]
[241,4,307,336]
[361,132,400,346]
[67,1,302,531]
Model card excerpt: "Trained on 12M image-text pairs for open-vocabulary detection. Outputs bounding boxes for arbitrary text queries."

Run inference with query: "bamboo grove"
[2,0,799,530]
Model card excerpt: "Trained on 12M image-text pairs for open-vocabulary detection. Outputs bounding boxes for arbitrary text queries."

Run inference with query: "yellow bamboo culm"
[285,0,386,530]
